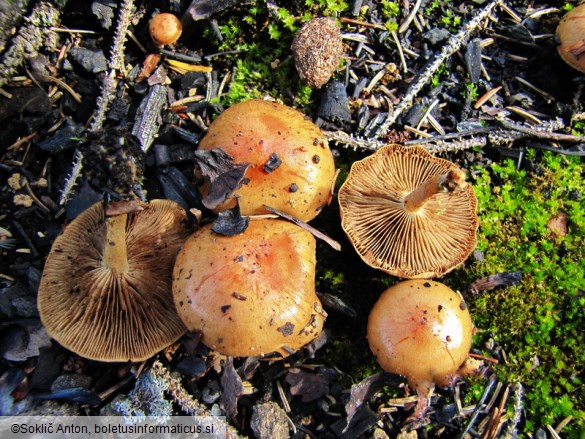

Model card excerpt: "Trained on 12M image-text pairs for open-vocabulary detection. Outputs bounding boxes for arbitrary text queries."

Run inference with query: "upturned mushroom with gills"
[338,144,478,279]
[172,219,327,358]
[367,280,474,420]
[37,200,192,362]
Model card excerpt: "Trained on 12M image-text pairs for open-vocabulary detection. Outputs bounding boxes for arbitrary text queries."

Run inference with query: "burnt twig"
[457,375,498,439]
[467,271,523,296]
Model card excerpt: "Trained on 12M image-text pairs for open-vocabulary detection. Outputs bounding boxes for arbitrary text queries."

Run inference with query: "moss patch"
[453,150,584,435]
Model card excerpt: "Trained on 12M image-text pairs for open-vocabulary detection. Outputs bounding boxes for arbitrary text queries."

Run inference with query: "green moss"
[454,150,585,436]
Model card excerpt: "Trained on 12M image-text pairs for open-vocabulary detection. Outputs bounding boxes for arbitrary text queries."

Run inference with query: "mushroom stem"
[403,169,467,213]
[103,213,129,274]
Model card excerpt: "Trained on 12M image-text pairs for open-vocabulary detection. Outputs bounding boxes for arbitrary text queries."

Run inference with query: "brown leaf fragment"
[194,148,249,210]
[547,212,568,238]
[467,271,523,296]
[277,322,295,337]
[146,65,169,86]
[285,367,330,402]
[220,356,243,422]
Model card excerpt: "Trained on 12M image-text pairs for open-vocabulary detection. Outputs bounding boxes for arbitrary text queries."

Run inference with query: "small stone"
[397,429,418,439]
[292,17,343,89]
[13,194,33,207]
[250,402,290,439]
[373,427,391,439]
[69,47,108,74]
[91,0,117,29]
[422,27,451,45]
[51,374,93,392]
[7,174,22,190]
[473,250,485,262]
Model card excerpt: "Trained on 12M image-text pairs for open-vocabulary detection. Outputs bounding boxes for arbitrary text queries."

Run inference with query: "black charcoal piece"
[465,38,482,84]
[318,81,351,127]
[69,47,108,74]
[36,119,83,154]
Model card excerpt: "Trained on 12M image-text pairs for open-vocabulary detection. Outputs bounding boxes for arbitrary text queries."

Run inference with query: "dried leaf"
[186,0,241,21]
[547,212,568,238]
[220,357,243,422]
[165,59,213,73]
[345,372,397,428]
[212,203,249,236]
[193,148,249,210]
[467,271,523,296]
[285,368,330,402]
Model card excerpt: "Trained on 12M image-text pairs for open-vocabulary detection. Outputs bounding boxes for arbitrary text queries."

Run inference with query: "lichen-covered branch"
[0,1,61,88]
[150,361,240,437]
[324,130,385,152]
[88,0,135,132]
[58,149,84,205]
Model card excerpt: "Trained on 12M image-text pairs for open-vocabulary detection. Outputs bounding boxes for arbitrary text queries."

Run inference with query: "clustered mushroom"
[173,219,326,358]
[170,99,337,357]
[37,200,192,362]
[338,143,479,420]
[197,99,336,222]
[38,99,335,363]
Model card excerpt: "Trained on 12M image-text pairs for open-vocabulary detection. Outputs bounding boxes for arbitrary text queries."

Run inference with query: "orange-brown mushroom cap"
[556,4,585,74]
[338,144,478,278]
[38,200,192,362]
[149,13,182,47]
[367,280,473,419]
[197,99,336,222]
[172,219,326,358]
